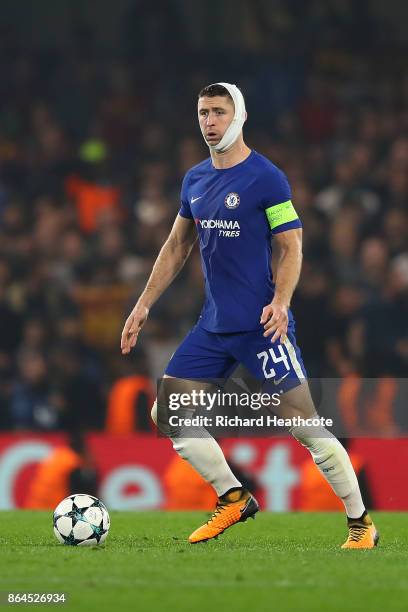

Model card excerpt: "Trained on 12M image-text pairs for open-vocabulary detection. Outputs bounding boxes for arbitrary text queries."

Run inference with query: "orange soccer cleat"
[188,488,259,544]
[341,512,380,549]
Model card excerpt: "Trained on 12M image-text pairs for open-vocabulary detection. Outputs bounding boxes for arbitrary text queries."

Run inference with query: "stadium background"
[0,0,407,511]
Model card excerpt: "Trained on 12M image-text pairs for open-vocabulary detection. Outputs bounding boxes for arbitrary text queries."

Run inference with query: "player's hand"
[260,300,288,343]
[121,304,149,354]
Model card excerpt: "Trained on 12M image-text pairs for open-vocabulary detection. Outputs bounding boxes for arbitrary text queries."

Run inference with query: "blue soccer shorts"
[164,321,307,394]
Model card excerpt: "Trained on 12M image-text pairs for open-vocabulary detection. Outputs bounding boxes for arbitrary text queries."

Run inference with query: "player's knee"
[151,399,158,426]
[153,399,169,435]
[274,382,316,421]
[153,399,175,437]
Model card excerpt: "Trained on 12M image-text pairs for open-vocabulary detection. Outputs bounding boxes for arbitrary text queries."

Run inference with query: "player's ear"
[244,111,248,123]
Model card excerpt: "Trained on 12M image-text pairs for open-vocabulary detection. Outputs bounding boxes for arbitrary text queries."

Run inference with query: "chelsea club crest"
[224,192,240,209]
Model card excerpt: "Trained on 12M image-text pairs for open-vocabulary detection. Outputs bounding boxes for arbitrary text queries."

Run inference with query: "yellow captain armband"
[265,200,299,230]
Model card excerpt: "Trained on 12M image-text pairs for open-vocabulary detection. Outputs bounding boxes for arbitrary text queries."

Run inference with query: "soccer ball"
[53,494,110,546]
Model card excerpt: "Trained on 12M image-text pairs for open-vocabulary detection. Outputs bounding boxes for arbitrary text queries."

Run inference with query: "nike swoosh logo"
[315,457,332,466]
[191,196,202,204]
[240,496,252,514]
[273,372,290,385]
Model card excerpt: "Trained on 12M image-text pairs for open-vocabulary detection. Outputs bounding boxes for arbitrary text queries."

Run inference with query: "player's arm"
[261,228,302,343]
[121,215,197,354]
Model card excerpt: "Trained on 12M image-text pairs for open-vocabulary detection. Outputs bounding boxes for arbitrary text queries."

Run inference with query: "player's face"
[198,96,235,145]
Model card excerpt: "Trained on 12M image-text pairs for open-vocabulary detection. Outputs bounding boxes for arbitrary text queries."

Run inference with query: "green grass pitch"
[1,511,407,611]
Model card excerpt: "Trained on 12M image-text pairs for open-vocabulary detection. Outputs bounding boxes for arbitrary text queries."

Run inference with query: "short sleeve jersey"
[179,150,302,332]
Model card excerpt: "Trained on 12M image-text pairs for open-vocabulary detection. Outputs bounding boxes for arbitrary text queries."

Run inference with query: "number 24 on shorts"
[257,345,290,379]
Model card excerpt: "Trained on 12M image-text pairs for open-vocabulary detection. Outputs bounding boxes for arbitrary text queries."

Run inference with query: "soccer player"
[121,83,379,549]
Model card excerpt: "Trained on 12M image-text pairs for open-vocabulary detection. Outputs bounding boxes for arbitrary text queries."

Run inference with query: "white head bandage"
[201,82,246,153]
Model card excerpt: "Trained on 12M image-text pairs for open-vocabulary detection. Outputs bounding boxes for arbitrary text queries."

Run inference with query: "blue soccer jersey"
[179,150,302,333]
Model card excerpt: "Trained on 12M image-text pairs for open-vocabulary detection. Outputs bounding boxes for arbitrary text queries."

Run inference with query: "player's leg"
[231,326,379,549]
[152,376,242,496]
[152,325,259,542]
[276,382,378,548]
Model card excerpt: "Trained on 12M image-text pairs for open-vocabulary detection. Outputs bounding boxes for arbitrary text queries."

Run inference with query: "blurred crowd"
[0,0,406,433]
